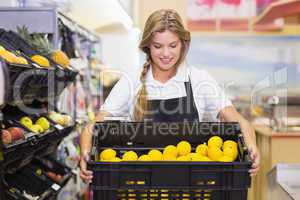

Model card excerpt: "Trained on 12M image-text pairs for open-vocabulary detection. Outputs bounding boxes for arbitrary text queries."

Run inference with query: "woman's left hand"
[248,145,260,177]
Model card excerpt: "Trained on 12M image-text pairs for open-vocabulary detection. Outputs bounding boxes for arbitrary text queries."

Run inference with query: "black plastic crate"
[88,122,252,200]
[1,107,74,172]
[0,59,55,103]
[4,164,58,200]
[32,156,73,187]
[1,119,38,173]
[0,29,77,103]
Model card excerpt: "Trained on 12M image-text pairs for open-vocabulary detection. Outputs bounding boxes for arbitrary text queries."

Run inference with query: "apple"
[30,124,44,134]
[7,127,25,141]
[35,117,50,131]
[47,171,63,183]
[1,129,12,145]
[20,116,33,129]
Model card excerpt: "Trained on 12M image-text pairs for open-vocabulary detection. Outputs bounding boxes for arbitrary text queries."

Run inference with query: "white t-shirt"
[100,62,232,121]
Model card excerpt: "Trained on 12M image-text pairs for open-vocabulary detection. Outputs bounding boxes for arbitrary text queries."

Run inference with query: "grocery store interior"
[0,0,300,200]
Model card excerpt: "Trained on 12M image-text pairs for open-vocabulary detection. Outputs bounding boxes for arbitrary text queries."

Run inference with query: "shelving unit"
[0,7,79,200]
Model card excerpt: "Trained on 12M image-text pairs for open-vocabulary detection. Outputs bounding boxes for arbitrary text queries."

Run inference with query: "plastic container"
[32,156,73,187]
[1,107,75,173]
[88,121,252,200]
[4,164,59,200]
[0,29,77,104]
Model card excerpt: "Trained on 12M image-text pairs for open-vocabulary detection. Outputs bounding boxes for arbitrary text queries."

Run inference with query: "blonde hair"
[133,9,191,121]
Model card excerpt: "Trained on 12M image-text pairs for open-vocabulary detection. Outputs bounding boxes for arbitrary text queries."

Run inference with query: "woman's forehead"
[151,30,180,44]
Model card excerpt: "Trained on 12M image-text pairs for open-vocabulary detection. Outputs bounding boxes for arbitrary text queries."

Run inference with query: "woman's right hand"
[80,154,93,183]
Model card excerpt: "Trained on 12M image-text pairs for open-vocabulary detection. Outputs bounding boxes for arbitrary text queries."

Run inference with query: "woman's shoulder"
[188,65,216,82]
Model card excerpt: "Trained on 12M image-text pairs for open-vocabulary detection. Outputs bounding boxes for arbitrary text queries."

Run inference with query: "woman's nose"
[162,47,171,57]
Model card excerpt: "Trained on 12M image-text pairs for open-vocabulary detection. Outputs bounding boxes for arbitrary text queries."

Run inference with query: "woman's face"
[149,30,182,72]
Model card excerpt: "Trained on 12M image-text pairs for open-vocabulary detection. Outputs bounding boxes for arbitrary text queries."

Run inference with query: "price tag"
[51,184,61,191]
[55,124,64,130]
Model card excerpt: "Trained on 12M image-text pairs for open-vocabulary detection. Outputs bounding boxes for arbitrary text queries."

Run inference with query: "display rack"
[0,7,78,200]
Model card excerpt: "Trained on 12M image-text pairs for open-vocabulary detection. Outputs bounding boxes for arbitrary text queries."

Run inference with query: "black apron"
[147,78,199,122]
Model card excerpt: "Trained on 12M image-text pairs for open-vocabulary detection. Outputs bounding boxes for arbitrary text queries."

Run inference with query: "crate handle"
[125,180,146,185]
[29,137,38,146]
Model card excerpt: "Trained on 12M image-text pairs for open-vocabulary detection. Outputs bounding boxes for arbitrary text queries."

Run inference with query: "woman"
[80,9,260,182]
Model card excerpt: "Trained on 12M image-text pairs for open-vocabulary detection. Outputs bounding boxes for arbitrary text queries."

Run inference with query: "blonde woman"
[80,9,260,182]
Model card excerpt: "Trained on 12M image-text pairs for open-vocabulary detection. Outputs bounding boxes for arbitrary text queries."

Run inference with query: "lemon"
[100,149,116,161]
[189,153,200,161]
[111,157,122,162]
[208,136,223,148]
[163,145,178,157]
[177,141,191,156]
[177,155,190,161]
[208,146,223,161]
[102,157,121,162]
[218,155,234,162]
[191,154,211,162]
[163,153,177,161]
[138,155,152,161]
[122,151,138,161]
[148,149,163,161]
[223,140,237,150]
[195,144,208,156]
[223,147,238,161]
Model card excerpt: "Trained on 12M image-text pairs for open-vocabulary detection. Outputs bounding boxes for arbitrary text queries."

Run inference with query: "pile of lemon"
[99,136,238,162]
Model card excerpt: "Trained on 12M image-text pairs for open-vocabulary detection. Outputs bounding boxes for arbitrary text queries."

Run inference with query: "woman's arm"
[80,111,112,156]
[219,106,260,176]
[79,111,112,182]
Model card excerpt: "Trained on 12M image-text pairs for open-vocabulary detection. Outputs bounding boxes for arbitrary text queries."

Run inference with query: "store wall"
[136,0,187,30]
[98,28,141,73]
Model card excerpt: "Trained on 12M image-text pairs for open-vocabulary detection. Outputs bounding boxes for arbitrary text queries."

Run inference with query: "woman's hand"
[80,154,93,183]
[248,145,260,177]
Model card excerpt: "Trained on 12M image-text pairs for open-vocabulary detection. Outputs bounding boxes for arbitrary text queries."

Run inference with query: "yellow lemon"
[138,155,152,161]
[223,147,238,161]
[199,156,212,162]
[208,146,223,161]
[190,153,201,161]
[223,140,238,150]
[111,157,122,162]
[192,154,212,162]
[163,153,177,161]
[177,141,191,156]
[100,149,116,161]
[122,151,138,161]
[148,149,163,161]
[196,144,208,156]
[163,145,178,157]
[177,155,190,161]
[218,155,234,162]
[208,136,223,148]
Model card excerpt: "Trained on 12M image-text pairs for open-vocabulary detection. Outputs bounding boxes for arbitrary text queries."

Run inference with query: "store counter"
[267,164,300,200]
[248,124,300,200]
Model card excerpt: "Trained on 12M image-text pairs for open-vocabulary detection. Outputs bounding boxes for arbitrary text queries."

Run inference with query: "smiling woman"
[80,9,260,183]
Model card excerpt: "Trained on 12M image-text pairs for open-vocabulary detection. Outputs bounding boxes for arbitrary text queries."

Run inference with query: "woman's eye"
[170,45,177,48]
[154,45,161,49]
